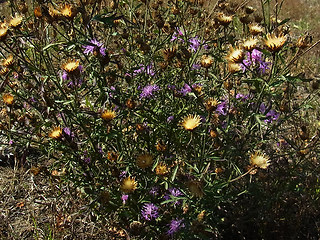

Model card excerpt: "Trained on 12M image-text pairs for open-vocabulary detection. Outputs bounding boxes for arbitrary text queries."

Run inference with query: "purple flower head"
[236,93,249,102]
[167,84,176,90]
[189,36,201,52]
[167,116,174,123]
[83,157,91,164]
[259,103,266,114]
[216,101,228,116]
[121,194,129,204]
[83,39,106,56]
[167,219,185,236]
[149,186,159,196]
[141,203,159,221]
[164,188,183,206]
[62,71,69,81]
[179,83,192,96]
[265,109,280,123]
[192,63,201,70]
[240,49,270,75]
[140,84,160,99]
[9,140,13,145]
[171,27,184,42]
[119,171,127,179]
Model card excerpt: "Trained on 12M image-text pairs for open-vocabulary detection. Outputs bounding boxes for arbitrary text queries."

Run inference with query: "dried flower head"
[243,37,258,51]
[250,151,270,169]
[2,93,14,105]
[155,162,169,175]
[2,55,14,68]
[217,12,233,26]
[249,23,263,35]
[101,109,116,121]
[228,62,242,73]
[136,154,153,168]
[49,6,61,19]
[155,141,166,152]
[226,46,244,63]
[0,23,8,41]
[180,114,201,131]
[49,126,63,139]
[9,15,23,28]
[205,98,219,112]
[121,176,137,193]
[200,55,213,68]
[265,33,287,52]
[62,60,80,73]
[187,180,204,198]
[296,34,312,49]
[162,47,176,62]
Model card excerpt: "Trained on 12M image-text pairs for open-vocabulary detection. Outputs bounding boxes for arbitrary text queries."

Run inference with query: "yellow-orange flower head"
[62,60,80,73]
[0,23,8,41]
[49,126,63,139]
[9,15,23,28]
[249,23,264,36]
[101,109,116,121]
[265,33,287,52]
[180,114,201,131]
[121,176,137,193]
[243,37,258,51]
[250,151,270,169]
[155,162,169,175]
[2,55,14,68]
[226,46,244,63]
[2,93,14,105]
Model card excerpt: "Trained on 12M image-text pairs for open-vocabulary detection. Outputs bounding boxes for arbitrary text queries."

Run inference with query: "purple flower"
[63,127,71,136]
[192,63,201,70]
[141,203,159,221]
[83,157,91,164]
[121,194,128,204]
[83,39,106,56]
[119,171,127,179]
[236,93,249,101]
[164,188,183,206]
[133,64,155,77]
[171,27,184,42]
[265,109,280,123]
[140,84,160,99]
[149,187,159,196]
[167,116,174,123]
[189,36,201,52]
[179,83,192,96]
[62,71,69,80]
[259,103,266,114]
[240,49,270,75]
[9,140,13,145]
[216,101,228,115]
[167,219,185,236]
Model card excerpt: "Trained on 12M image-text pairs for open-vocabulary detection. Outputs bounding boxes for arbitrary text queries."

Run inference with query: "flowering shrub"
[1,0,320,239]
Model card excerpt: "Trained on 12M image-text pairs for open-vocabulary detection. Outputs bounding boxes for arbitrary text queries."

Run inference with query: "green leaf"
[42,42,65,51]
[171,165,179,182]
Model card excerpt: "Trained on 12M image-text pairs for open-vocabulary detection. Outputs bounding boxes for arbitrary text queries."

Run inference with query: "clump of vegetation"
[1,0,319,239]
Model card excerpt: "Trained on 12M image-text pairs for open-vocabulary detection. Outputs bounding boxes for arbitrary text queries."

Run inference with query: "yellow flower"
[1,55,14,68]
[107,151,118,161]
[0,67,9,76]
[49,126,63,139]
[180,114,201,131]
[49,6,61,19]
[0,23,8,41]
[121,176,137,193]
[243,37,258,51]
[265,33,287,52]
[249,23,264,35]
[155,162,169,175]
[200,55,213,68]
[226,46,244,63]
[250,151,270,169]
[34,6,42,18]
[101,109,116,121]
[9,15,23,28]
[2,93,14,105]
[62,60,80,73]
[61,4,77,19]
[136,154,153,169]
